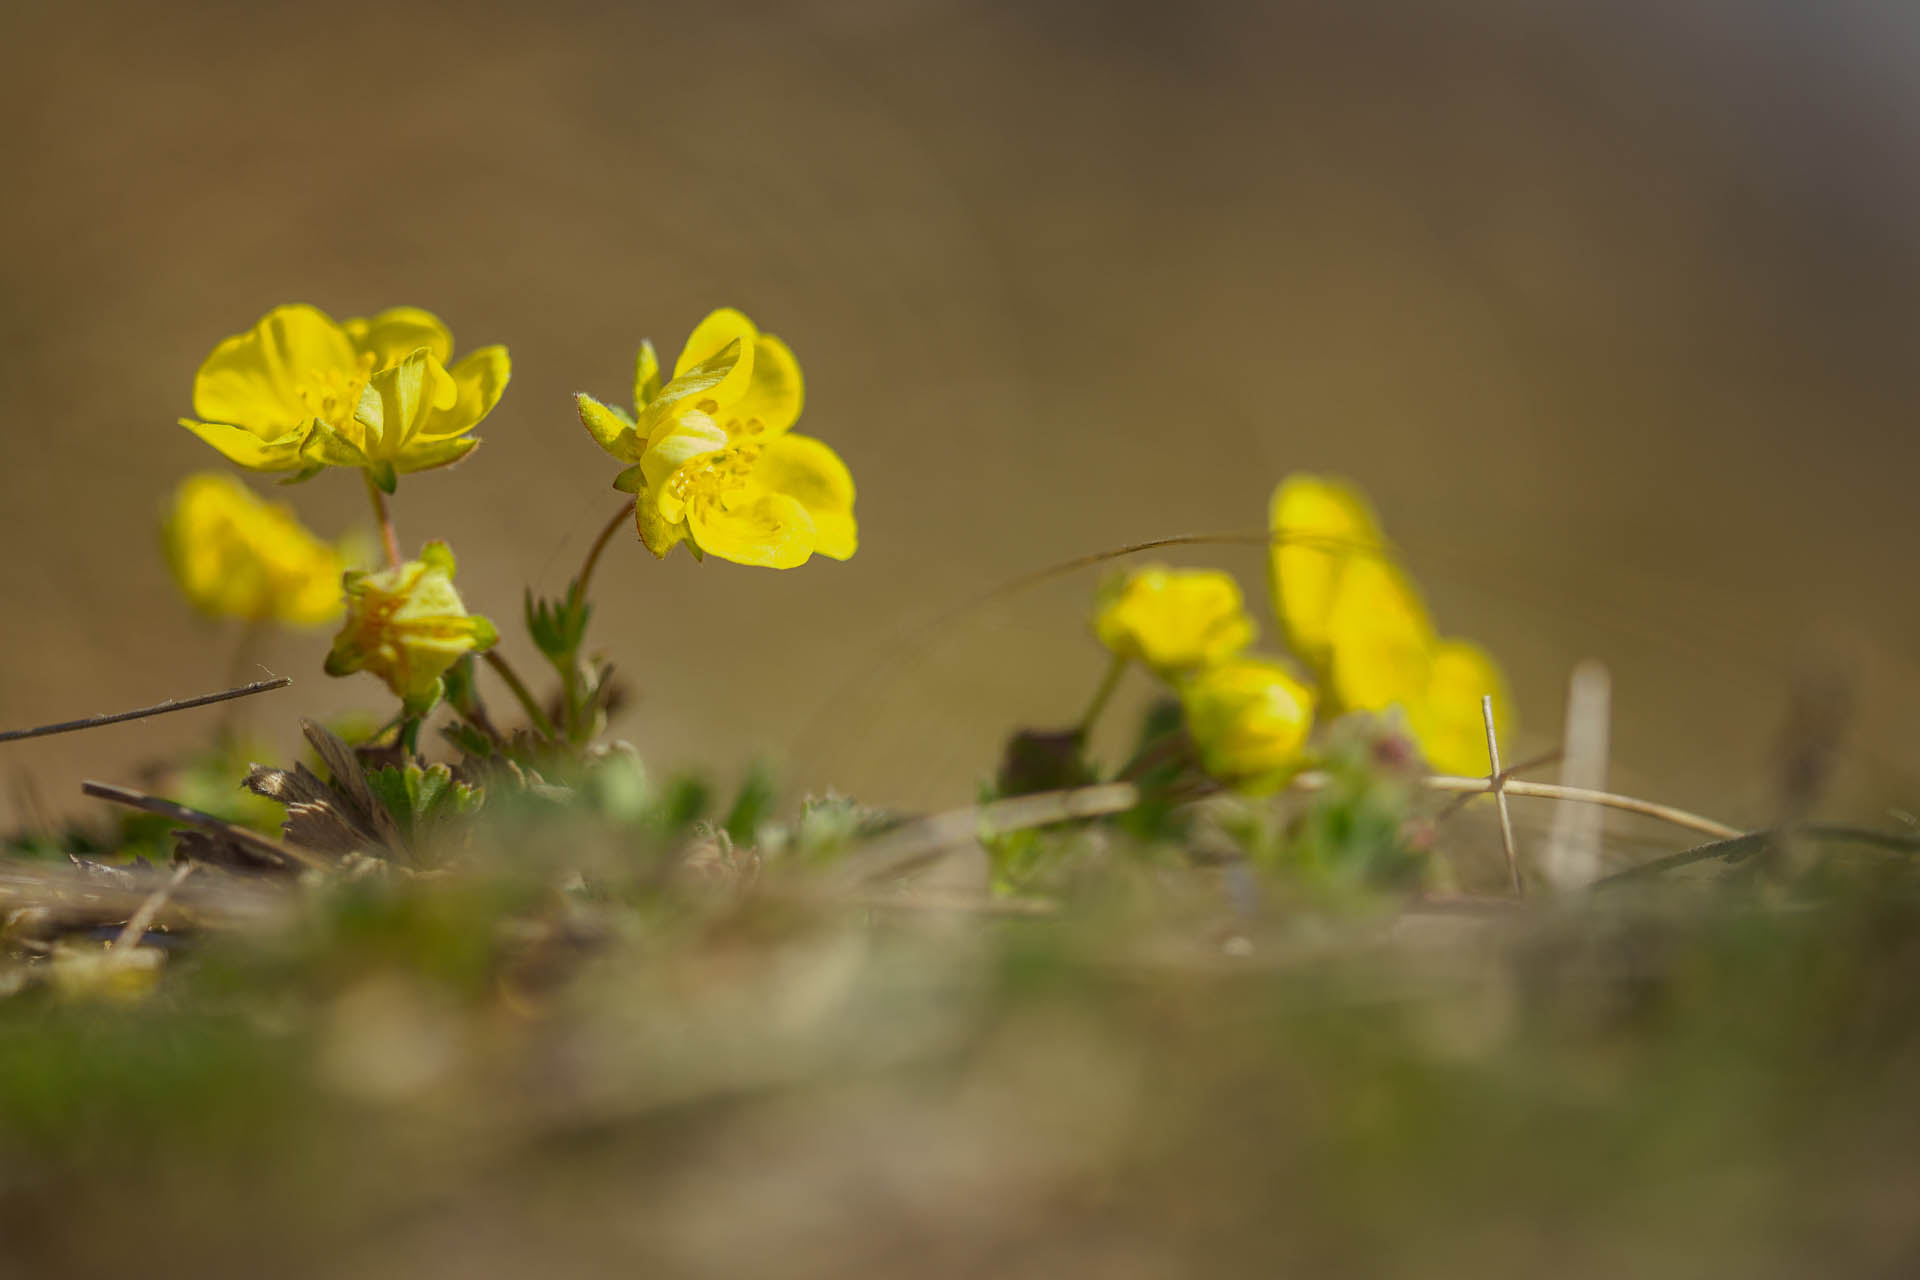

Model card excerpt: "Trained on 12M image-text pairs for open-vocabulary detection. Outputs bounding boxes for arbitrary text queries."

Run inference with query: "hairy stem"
[484,650,558,741]
[362,470,402,568]
[574,499,636,608]
[1077,654,1129,739]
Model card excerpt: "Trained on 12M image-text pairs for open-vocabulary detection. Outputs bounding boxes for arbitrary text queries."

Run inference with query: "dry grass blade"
[80,780,333,873]
[1291,771,1743,841]
[0,858,288,935]
[0,676,291,743]
[1481,695,1522,894]
[111,862,195,952]
[832,782,1140,887]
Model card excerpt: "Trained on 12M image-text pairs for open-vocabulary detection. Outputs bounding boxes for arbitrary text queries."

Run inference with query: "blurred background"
[3,0,1918,828]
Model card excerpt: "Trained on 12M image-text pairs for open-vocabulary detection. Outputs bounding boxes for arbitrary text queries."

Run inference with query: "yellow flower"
[180,304,510,489]
[576,308,856,568]
[162,472,346,626]
[1178,656,1317,786]
[1093,567,1254,674]
[1268,473,1388,671]
[1267,473,1514,776]
[1321,553,1513,777]
[324,541,498,710]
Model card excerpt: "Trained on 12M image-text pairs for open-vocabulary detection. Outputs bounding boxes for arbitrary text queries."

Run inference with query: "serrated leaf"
[408,762,452,817]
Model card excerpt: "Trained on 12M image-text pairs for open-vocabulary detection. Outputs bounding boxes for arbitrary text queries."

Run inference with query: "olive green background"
[3,0,1918,826]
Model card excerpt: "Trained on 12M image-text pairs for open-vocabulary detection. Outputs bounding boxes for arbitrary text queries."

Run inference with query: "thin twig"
[112,862,195,952]
[833,782,1140,887]
[0,677,292,744]
[1482,695,1522,894]
[80,781,332,873]
[1592,823,1920,887]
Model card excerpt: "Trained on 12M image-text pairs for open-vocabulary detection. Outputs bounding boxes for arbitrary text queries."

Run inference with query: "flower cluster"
[1269,475,1509,776]
[166,302,857,723]
[1086,473,1511,789]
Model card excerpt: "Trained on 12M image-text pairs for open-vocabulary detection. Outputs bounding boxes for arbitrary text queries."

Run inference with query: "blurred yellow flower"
[1179,656,1317,786]
[577,308,856,568]
[1266,473,1513,776]
[163,473,346,627]
[180,304,509,489]
[1268,473,1388,671]
[1094,567,1254,674]
[1321,551,1512,777]
[324,541,497,710]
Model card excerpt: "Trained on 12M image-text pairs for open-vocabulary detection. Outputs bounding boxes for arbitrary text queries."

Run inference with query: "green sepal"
[611,464,646,494]
[469,613,499,651]
[634,339,662,409]
[577,392,640,460]
[401,677,445,720]
[524,588,591,664]
[370,460,399,494]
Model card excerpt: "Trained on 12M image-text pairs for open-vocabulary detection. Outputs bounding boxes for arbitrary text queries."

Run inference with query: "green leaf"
[724,760,777,845]
[368,765,414,844]
[441,721,495,760]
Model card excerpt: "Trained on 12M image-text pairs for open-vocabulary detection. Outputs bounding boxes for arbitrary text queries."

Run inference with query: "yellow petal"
[417,345,509,439]
[687,491,816,569]
[343,307,454,368]
[395,435,480,474]
[1324,556,1437,713]
[671,308,758,408]
[353,349,458,458]
[162,473,344,626]
[192,304,358,432]
[753,433,854,558]
[179,419,310,471]
[1178,656,1316,786]
[636,493,687,559]
[1408,639,1511,776]
[1269,474,1388,670]
[1093,567,1253,673]
[728,333,804,436]
[640,341,748,440]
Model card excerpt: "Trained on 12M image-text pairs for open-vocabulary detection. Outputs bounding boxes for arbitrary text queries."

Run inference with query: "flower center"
[293,355,375,430]
[667,442,765,511]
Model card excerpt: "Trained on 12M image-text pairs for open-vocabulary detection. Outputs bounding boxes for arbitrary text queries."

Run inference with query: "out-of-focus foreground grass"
[3,780,1919,1278]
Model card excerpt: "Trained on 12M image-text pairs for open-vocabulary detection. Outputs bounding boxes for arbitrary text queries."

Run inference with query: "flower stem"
[553,499,635,745]
[1077,654,1129,739]
[362,470,402,568]
[574,499,636,606]
[484,649,558,741]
